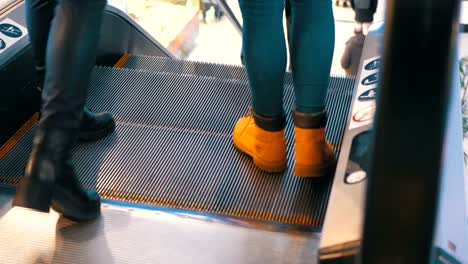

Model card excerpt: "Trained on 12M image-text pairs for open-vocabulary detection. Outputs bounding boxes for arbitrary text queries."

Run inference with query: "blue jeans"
[239,0,335,116]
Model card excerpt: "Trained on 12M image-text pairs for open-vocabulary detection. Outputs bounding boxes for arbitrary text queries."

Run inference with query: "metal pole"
[361,0,461,263]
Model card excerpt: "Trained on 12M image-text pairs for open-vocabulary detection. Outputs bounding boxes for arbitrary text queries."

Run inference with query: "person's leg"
[362,0,378,34]
[289,0,336,177]
[13,0,107,221]
[214,4,222,20]
[363,22,371,34]
[353,0,376,34]
[25,0,56,88]
[240,0,286,117]
[26,0,115,141]
[290,0,334,113]
[201,2,207,23]
[354,22,363,34]
[232,0,287,173]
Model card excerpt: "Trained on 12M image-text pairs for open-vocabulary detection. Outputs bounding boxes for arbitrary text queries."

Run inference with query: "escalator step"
[123,55,294,83]
[86,67,351,139]
[0,62,355,228]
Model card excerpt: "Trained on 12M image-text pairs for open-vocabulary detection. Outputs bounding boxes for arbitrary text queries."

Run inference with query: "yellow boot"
[233,109,287,173]
[293,110,336,177]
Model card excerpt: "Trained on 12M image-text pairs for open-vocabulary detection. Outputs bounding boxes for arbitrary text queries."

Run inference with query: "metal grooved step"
[123,55,295,82]
[0,62,355,228]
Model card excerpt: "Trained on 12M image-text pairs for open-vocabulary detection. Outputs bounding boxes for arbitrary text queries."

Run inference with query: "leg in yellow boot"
[293,111,336,177]
[233,109,287,173]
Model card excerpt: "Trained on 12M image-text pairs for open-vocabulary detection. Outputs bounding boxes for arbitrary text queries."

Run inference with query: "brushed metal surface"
[0,189,320,264]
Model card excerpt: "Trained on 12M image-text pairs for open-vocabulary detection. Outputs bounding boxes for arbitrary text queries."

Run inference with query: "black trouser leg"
[26,0,55,71]
[13,0,107,222]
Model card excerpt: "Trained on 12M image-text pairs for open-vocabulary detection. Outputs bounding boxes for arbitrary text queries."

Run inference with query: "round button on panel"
[345,170,367,184]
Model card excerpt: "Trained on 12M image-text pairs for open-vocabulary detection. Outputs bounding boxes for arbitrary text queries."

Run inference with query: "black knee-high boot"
[13,0,107,222]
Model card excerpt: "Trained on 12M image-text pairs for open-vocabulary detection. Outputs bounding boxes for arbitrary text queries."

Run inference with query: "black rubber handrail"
[0,0,22,16]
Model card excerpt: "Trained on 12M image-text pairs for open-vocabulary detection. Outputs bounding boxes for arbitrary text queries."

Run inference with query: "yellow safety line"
[0,112,39,159]
[114,53,131,68]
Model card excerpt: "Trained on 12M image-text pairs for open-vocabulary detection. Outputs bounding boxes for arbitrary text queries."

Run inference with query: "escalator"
[1,54,354,228]
[2,1,466,263]
[0,2,355,263]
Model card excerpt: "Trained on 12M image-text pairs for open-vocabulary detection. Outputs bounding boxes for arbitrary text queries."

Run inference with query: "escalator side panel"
[0,5,37,149]
[319,22,385,262]
[96,6,174,66]
[0,49,37,151]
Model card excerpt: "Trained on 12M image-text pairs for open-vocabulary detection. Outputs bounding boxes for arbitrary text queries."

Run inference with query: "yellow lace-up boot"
[292,110,336,177]
[233,108,287,173]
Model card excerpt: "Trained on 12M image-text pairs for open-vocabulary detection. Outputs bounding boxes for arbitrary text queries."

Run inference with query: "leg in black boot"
[35,69,115,142]
[13,0,107,222]
[24,0,54,112]
[27,0,115,142]
[52,158,101,221]
[34,70,115,141]
[78,107,116,142]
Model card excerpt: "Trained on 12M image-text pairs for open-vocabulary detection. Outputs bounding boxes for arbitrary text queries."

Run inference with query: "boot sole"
[294,159,337,178]
[77,119,116,142]
[52,201,100,222]
[233,137,286,173]
[12,177,53,213]
[51,188,101,222]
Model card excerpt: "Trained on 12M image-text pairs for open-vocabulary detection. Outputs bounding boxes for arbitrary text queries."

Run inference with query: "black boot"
[26,0,115,143]
[78,107,116,141]
[34,68,116,142]
[13,130,101,221]
[12,134,53,213]
[14,0,107,221]
[52,159,101,221]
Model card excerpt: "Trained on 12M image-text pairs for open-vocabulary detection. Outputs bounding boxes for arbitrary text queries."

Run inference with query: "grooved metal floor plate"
[0,187,320,264]
[0,62,355,228]
[123,55,297,87]
[124,55,252,81]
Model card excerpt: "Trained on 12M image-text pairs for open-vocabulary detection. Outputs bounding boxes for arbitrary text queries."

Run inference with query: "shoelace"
[246,107,253,118]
